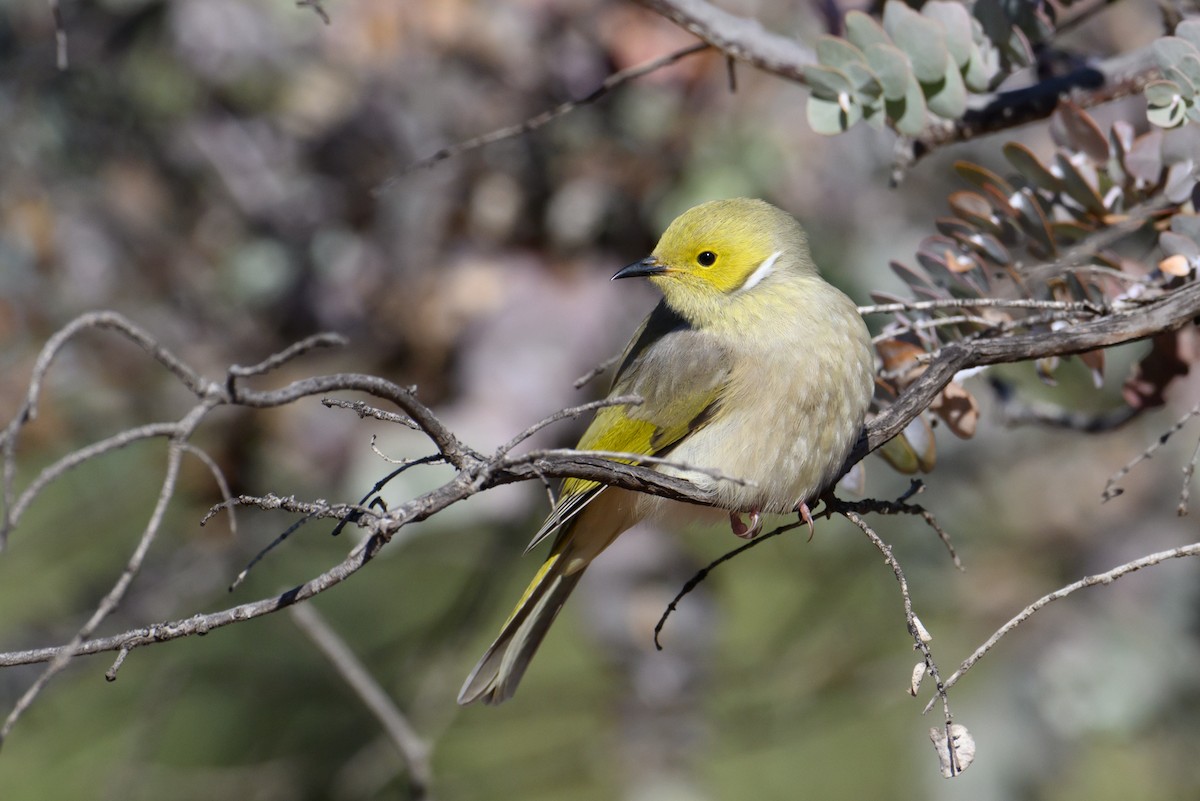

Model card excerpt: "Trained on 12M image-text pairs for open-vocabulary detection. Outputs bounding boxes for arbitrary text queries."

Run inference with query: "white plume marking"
[740,250,782,292]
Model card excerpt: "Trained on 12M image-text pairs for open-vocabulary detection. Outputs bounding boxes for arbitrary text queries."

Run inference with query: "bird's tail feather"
[457,545,585,705]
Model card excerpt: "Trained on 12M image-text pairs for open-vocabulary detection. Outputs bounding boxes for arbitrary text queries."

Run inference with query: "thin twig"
[573,354,622,389]
[654,519,805,649]
[494,395,642,457]
[295,0,331,24]
[838,507,960,774]
[859,297,1102,316]
[513,447,757,487]
[1102,401,1200,501]
[323,397,420,429]
[181,443,237,540]
[925,541,1200,714]
[227,333,348,380]
[394,42,710,178]
[1,402,211,748]
[290,603,434,800]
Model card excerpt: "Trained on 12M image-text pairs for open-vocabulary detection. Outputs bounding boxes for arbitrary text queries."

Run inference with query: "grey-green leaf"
[890,9,948,84]
[807,94,862,135]
[888,70,928,135]
[924,54,967,118]
[845,10,891,51]
[866,42,914,101]
[817,35,868,71]
[1177,19,1200,52]
[922,1,973,67]
[1153,37,1200,73]
[804,64,854,99]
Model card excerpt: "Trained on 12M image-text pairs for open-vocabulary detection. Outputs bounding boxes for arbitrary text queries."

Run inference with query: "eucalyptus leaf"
[1144,80,1181,109]
[804,64,854,99]
[865,43,913,101]
[922,1,973,67]
[1153,37,1200,73]
[887,70,928,135]
[817,35,868,71]
[807,94,862,134]
[924,55,967,118]
[1178,19,1200,52]
[1148,98,1187,128]
[892,12,948,83]
[1003,142,1062,192]
[845,10,891,51]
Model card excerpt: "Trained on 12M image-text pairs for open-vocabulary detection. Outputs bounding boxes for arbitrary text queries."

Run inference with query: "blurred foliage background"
[1,0,1198,799]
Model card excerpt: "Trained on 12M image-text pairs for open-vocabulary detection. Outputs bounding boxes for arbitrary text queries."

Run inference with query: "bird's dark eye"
[697,251,717,267]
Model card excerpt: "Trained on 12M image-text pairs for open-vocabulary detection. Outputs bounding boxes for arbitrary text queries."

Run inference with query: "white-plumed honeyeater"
[458,198,875,705]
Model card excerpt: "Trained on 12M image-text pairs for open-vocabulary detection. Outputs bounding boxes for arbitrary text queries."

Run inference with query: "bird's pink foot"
[730,510,762,539]
[796,501,815,541]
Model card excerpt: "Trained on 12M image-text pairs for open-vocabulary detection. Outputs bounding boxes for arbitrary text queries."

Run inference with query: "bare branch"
[290,603,434,800]
[494,395,643,457]
[322,397,420,429]
[632,0,813,82]
[395,42,711,177]
[1,399,212,748]
[925,541,1200,714]
[1103,401,1200,501]
[227,332,347,380]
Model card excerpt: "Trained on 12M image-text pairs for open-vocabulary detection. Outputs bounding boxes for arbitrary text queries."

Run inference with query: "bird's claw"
[796,501,815,541]
[730,510,762,539]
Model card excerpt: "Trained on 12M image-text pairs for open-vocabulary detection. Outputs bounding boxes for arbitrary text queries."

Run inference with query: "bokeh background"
[1,0,1198,799]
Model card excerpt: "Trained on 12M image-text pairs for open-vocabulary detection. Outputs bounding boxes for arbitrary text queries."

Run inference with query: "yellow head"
[614,198,818,324]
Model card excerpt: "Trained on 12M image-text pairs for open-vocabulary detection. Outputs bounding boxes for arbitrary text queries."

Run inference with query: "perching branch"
[0,278,1198,745]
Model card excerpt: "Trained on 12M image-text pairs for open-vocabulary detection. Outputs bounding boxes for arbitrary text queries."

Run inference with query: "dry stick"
[859,297,1103,316]
[180,443,238,540]
[1102,401,1200,501]
[653,520,804,649]
[7,423,181,530]
[1179,436,1200,516]
[573,354,621,389]
[633,0,814,82]
[0,400,212,747]
[394,42,711,178]
[494,395,643,457]
[1,312,215,547]
[839,508,962,776]
[924,541,1200,715]
[290,603,434,801]
[2,283,1199,669]
[49,0,67,69]
[322,397,420,429]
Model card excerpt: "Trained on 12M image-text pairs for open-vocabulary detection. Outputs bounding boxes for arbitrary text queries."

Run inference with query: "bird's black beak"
[612,256,666,280]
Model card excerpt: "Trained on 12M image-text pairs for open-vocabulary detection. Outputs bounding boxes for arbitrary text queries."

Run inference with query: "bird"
[457,198,876,705]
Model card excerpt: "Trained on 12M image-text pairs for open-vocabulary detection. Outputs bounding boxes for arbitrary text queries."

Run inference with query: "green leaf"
[886,4,948,84]
[845,10,891,51]
[1148,97,1187,128]
[887,70,928,135]
[1145,80,1183,108]
[1177,19,1200,52]
[865,43,913,101]
[1003,142,1062,192]
[1153,37,1200,73]
[922,1,973,68]
[817,35,867,71]
[924,54,967,118]
[1172,54,1200,95]
[962,41,1000,92]
[807,94,862,134]
[843,61,883,99]
[804,64,854,99]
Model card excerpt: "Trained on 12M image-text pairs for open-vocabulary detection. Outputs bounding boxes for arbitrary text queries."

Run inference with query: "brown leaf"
[876,338,927,382]
[1123,330,1192,410]
[929,380,979,439]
